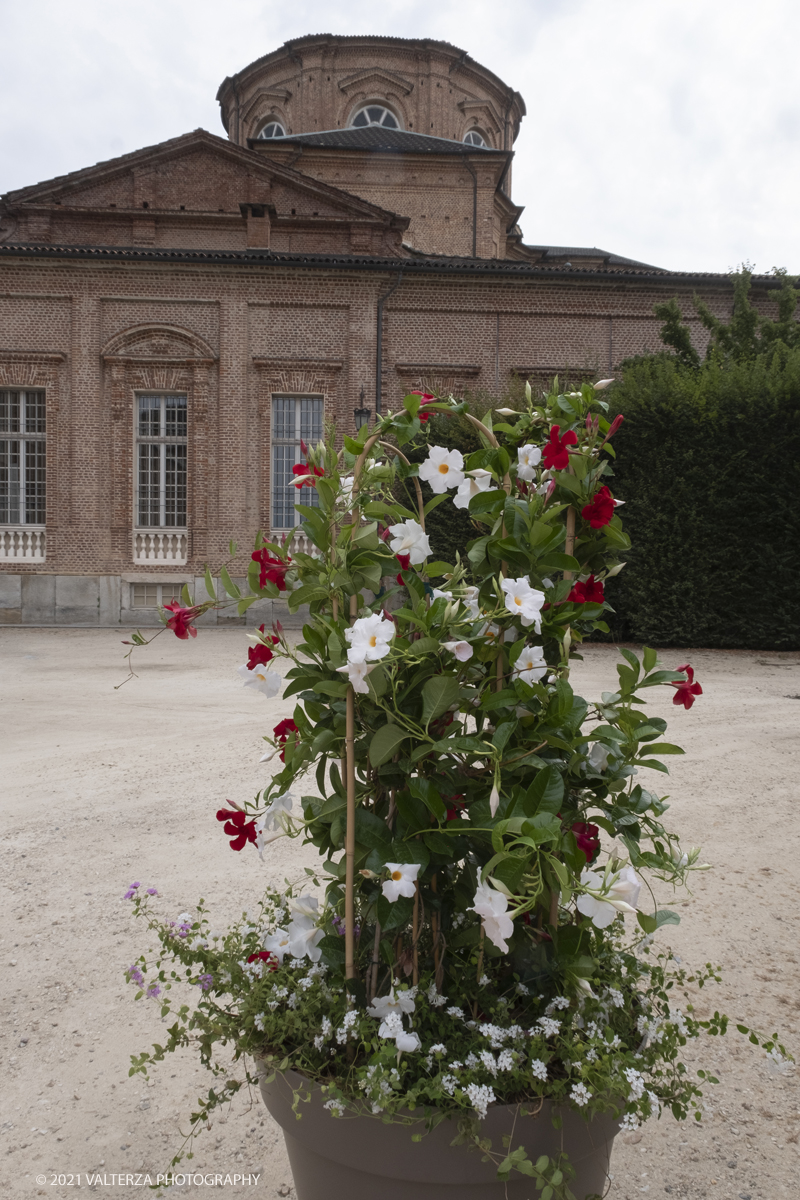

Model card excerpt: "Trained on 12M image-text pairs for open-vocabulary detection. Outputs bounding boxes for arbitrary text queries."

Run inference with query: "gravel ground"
[1,628,798,1200]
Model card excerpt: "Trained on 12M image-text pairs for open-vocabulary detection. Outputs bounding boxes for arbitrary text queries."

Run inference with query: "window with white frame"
[257,121,286,139]
[463,130,487,147]
[271,395,324,529]
[136,394,187,528]
[350,104,400,130]
[0,389,46,525]
[130,581,188,608]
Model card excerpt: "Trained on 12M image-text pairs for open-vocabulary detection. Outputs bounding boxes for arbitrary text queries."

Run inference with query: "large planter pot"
[259,1067,618,1200]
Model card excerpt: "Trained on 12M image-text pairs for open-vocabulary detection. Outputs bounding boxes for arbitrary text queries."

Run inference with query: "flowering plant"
[127,381,788,1196]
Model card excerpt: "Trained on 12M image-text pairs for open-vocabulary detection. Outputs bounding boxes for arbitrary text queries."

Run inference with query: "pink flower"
[216,807,257,851]
[581,486,615,529]
[671,664,702,710]
[542,425,578,470]
[568,575,605,604]
[162,602,199,640]
[602,413,625,443]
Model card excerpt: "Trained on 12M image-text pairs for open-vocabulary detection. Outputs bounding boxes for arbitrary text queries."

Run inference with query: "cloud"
[1,0,799,272]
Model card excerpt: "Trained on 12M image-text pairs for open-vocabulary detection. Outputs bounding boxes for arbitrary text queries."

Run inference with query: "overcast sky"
[1,0,796,274]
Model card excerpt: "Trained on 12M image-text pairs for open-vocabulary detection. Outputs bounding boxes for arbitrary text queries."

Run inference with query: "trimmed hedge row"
[602,349,800,649]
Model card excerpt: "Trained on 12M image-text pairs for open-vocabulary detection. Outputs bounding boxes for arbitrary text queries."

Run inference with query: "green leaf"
[409,777,447,821]
[426,561,455,576]
[354,807,392,849]
[369,724,411,767]
[422,675,460,726]
[522,766,564,817]
[313,681,350,698]
[639,742,685,756]
[643,645,658,673]
[219,566,240,599]
[204,566,216,601]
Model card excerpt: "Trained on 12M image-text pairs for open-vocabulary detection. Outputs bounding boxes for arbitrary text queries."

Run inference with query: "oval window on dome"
[258,121,286,139]
[463,130,487,148]
[350,105,400,130]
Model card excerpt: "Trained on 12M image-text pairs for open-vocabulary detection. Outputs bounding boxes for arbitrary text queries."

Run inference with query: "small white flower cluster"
[426,983,447,1008]
[545,995,571,1014]
[313,1015,333,1051]
[479,1050,498,1076]
[530,1058,548,1082]
[619,1112,640,1132]
[607,988,624,1008]
[254,1013,267,1032]
[446,1005,465,1020]
[335,1010,359,1045]
[536,1017,561,1038]
[465,1082,496,1120]
[323,1099,345,1116]
[441,1074,458,1096]
[624,1067,646,1101]
[571,1082,592,1107]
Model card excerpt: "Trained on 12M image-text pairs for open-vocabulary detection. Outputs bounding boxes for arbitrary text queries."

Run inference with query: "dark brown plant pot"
[259,1067,619,1200]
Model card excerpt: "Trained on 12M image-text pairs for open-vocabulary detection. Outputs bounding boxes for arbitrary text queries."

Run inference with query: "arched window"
[350,105,400,130]
[463,130,487,148]
[257,121,286,139]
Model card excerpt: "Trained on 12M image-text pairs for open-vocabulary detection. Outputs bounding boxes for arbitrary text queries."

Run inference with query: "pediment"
[2,129,404,226]
[241,86,293,127]
[457,98,502,134]
[101,325,217,363]
[337,68,414,96]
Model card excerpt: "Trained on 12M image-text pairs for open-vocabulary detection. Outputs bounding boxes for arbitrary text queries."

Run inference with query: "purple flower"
[195,974,213,992]
[123,882,141,900]
[332,916,360,938]
[146,984,161,1000]
[146,887,158,896]
[126,964,145,987]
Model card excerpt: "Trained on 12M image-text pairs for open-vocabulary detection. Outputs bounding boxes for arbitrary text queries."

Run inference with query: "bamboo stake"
[344,589,358,983]
[412,881,420,985]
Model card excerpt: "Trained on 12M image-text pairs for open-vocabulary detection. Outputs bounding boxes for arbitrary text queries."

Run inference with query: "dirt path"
[1,629,798,1200]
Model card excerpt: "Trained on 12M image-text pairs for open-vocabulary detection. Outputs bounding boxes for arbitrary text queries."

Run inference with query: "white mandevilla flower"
[587,742,611,772]
[513,645,547,685]
[336,660,375,694]
[263,928,292,964]
[495,407,518,416]
[453,468,493,510]
[418,445,465,494]
[516,444,542,481]
[500,576,546,632]
[489,784,500,818]
[382,862,421,902]
[442,640,473,662]
[594,378,614,390]
[337,476,355,507]
[368,986,416,1022]
[345,613,395,664]
[395,1031,422,1053]
[388,518,432,565]
[469,879,514,952]
[286,905,324,963]
[238,662,281,697]
[576,864,642,929]
[461,585,481,619]
[259,791,292,833]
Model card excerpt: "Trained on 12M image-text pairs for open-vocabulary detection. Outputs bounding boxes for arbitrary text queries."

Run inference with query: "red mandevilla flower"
[568,575,605,604]
[251,549,292,591]
[571,821,600,863]
[581,485,615,529]
[247,950,278,971]
[162,602,199,640]
[542,425,578,470]
[602,413,625,443]
[273,717,299,762]
[292,463,325,489]
[671,664,703,710]
[395,551,411,585]
[410,392,437,423]
[216,807,257,851]
[443,794,466,821]
[247,627,280,669]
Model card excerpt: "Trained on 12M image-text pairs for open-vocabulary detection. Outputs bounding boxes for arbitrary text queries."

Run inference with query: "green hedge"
[602,348,800,649]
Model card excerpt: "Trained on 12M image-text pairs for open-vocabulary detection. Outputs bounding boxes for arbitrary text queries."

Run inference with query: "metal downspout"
[375,272,403,415]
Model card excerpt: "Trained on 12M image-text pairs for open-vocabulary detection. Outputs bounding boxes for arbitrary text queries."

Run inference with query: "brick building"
[0,34,777,625]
